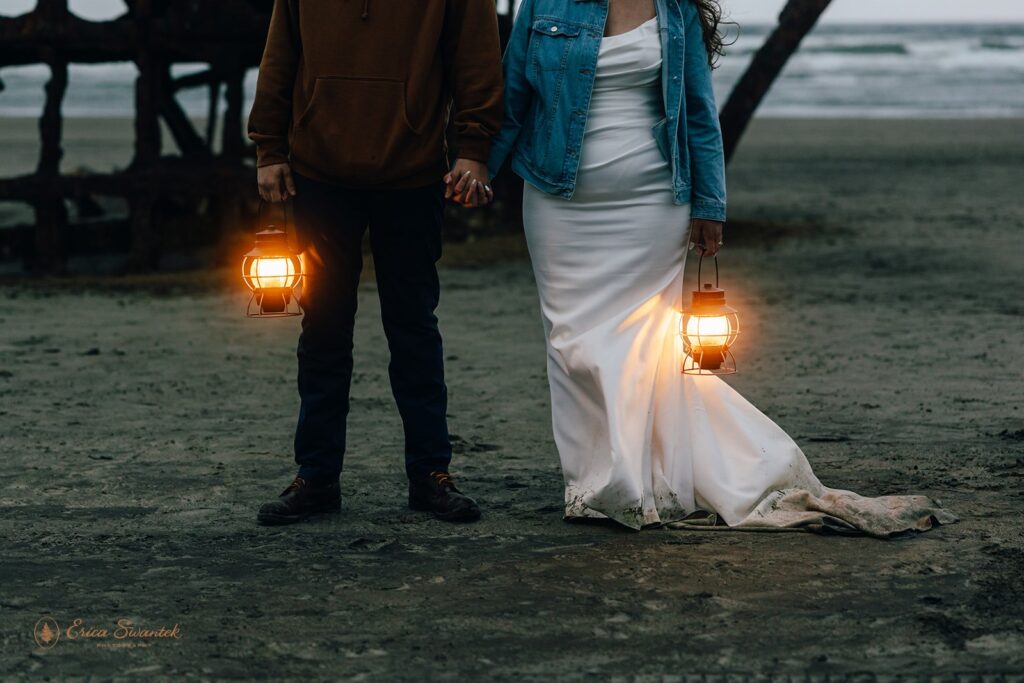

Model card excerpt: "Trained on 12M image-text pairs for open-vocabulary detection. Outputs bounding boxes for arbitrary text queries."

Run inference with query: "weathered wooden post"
[214,57,249,260]
[32,0,70,273]
[128,0,162,270]
[221,60,246,162]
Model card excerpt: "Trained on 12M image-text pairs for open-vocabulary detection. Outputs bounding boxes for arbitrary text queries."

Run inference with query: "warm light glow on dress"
[241,229,304,317]
[680,256,739,375]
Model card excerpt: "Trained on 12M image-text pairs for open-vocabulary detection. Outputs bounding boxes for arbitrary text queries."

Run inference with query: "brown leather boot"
[408,472,481,522]
[257,476,341,526]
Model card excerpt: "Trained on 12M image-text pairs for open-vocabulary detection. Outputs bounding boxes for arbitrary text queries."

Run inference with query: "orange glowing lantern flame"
[247,255,299,291]
[680,256,739,375]
[241,228,304,318]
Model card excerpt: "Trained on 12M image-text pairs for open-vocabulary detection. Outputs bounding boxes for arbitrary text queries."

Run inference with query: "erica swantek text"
[63,618,182,641]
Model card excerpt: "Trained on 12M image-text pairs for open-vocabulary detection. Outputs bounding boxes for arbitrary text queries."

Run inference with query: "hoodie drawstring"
[361,0,369,19]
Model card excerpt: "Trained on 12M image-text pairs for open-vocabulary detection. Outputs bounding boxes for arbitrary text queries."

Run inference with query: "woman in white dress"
[486,0,955,535]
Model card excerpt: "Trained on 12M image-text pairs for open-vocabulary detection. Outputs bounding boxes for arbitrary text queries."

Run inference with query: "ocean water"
[711,23,1024,118]
[0,23,1022,118]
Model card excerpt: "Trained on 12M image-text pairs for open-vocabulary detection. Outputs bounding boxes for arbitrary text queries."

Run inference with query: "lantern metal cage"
[680,255,739,375]
[241,227,305,318]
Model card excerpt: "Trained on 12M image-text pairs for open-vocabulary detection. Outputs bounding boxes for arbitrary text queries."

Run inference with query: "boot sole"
[257,501,341,526]
[409,498,482,523]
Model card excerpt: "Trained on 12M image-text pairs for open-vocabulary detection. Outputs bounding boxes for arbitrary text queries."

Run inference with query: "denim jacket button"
[550,26,558,32]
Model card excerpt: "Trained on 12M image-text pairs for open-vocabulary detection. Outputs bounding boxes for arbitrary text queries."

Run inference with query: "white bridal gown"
[521,17,955,535]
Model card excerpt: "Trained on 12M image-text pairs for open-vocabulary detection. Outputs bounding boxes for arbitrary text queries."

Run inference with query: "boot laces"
[282,476,305,496]
[430,471,458,492]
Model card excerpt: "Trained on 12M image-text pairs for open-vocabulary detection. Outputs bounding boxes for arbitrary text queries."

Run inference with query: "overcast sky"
[4,0,1024,23]
[726,0,1024,24]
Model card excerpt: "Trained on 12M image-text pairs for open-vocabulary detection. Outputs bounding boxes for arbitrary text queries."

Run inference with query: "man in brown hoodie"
[249,0,503,526]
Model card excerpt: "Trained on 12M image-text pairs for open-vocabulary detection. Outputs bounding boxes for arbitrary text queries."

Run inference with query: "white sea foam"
[711,23,1024,117]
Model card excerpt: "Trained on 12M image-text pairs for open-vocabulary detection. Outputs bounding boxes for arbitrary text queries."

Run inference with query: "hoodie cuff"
[455,136,492,164]
[254,140,291,168]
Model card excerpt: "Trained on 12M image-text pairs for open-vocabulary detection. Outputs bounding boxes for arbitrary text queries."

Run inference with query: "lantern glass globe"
[684,314,732,351]
[247,256,299,291]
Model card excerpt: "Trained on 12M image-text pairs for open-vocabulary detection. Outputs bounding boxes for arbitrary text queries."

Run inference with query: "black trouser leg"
[291,173,367,483]
[367,182,452,481]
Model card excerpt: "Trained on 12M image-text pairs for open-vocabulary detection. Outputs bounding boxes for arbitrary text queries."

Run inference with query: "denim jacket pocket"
[529,19,583,73]
[651,117,671,164]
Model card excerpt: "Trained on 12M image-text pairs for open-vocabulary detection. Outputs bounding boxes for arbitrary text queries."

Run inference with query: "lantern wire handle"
[257,198,295,236]
[694,253,720,293]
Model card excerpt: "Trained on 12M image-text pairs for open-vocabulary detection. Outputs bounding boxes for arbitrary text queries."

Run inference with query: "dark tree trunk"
[719,0,832,164]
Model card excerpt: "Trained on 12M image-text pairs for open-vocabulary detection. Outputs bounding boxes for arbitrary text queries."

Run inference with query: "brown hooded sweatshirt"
[247,0,503,189]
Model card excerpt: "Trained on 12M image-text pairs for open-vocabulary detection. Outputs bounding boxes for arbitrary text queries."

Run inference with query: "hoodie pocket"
[292,77,420,179]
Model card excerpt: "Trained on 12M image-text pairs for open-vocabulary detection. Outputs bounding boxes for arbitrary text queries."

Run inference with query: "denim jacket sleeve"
[682,1,727,222]
[487,0,535,179]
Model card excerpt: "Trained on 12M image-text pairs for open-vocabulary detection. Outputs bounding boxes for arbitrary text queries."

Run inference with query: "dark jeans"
[291,172,451,483]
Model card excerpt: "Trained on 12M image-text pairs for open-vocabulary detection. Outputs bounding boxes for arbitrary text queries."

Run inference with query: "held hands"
[444,158,494,207]
[259,159,493,207]
[689,218,724,258]
[258,163,297,203]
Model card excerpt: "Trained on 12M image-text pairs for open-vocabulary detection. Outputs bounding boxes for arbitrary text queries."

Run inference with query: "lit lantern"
[241,228,304,317]
[680,256,739,375]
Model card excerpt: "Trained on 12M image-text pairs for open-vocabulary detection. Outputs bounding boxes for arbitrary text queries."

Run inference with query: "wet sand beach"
[1,118,1022,678]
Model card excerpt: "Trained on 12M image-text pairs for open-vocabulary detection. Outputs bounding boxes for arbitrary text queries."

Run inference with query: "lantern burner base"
[247,289,303,318]
[682,350,737,376]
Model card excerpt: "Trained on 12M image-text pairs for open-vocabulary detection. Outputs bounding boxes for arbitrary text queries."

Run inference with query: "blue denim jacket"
[487,0,727,222]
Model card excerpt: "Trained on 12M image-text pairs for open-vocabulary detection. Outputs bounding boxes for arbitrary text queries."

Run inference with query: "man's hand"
[689,219,724,258]
[444,159,493,208]
[258,163,297,203]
